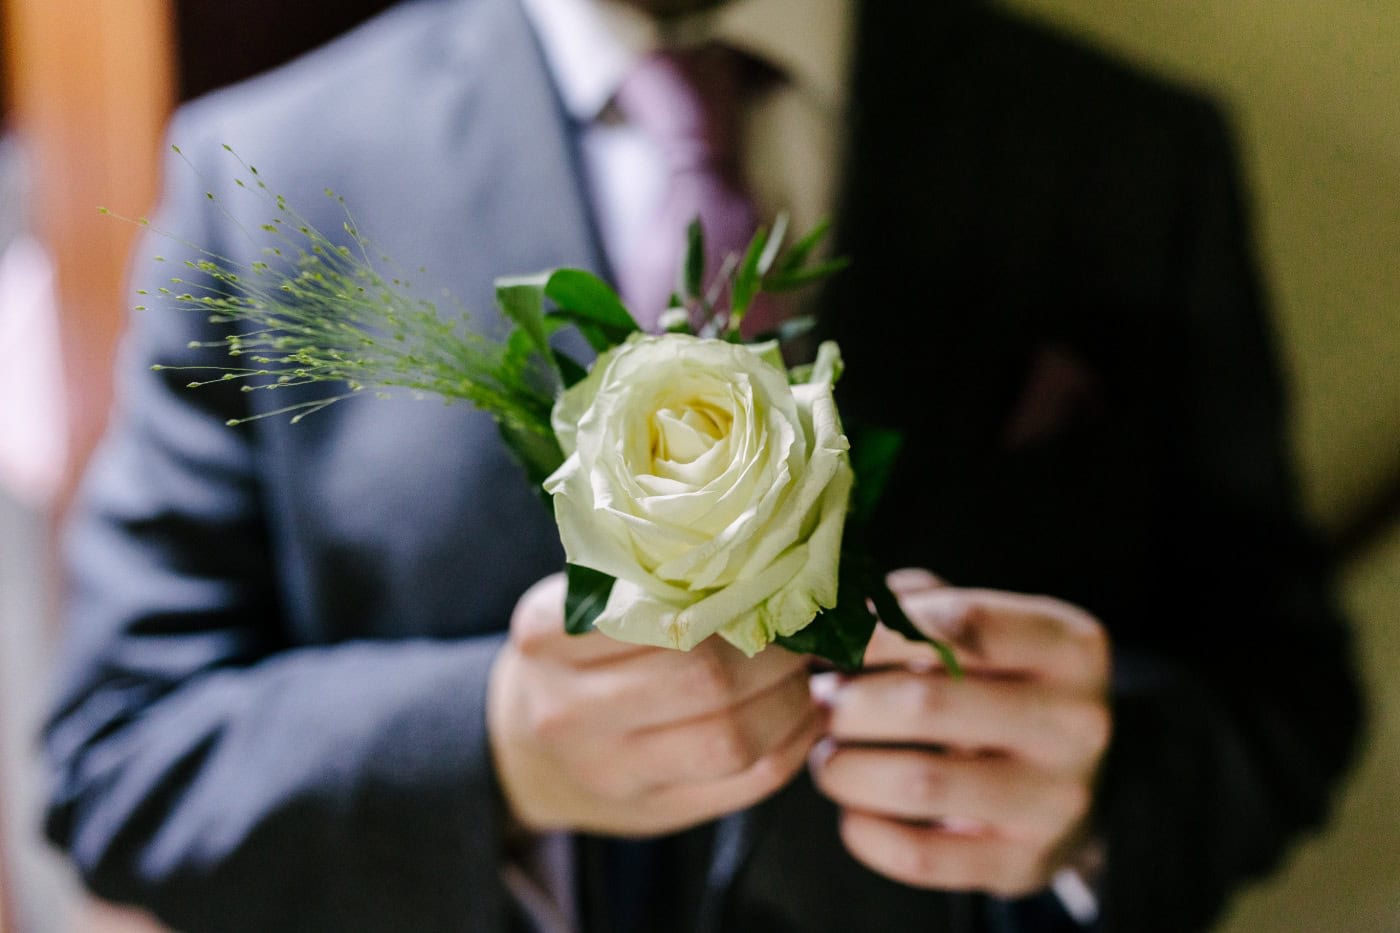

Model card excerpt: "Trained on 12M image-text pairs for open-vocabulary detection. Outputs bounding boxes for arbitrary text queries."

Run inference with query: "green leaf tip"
[729,225,769,324]
[869,581,964,679]
[849,427,903,526]
[684,219,705,299]
[564,564,615,635]
[543,268,640,352]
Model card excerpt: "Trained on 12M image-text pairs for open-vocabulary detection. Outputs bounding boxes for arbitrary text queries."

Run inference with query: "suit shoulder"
[951,5,1228,143]
[169,0,476,170]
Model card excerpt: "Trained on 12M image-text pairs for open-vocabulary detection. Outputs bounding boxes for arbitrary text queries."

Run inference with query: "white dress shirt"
[519,0,854,279]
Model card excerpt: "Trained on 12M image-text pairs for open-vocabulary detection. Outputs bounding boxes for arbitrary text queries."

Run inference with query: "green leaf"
[786,363,813,385]
[774,607,873,671]
[502,328,537,383]
[730,226,769,325]
[502,315,568,391]
[757,212,789,276]
[497,419,565,499]
[683,219,706,300]
[564,564,615,635]
[553,350,589,389]
[849,427,904,525]
[544,269,639,352]
[764,257,852,293]
[868,579,963,678]
[545,269,638,330]
[495,275,558,383]
[751,314,817,346]
[775,218,833,274]
[775,569,877,671]
[555,318,613,354]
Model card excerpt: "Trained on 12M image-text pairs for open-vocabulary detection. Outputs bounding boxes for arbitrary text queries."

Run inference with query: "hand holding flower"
[810,569,1111,898]
[488,574,825,836]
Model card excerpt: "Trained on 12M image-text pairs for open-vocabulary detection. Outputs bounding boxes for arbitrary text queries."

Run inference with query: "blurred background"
[0,0,1395,930]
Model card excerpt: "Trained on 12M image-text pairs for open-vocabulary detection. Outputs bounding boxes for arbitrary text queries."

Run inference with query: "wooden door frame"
[1,0,175,927]
[3,0,176,512]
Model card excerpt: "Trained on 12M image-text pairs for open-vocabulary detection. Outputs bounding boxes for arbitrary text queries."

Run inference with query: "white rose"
[543,334,853,656]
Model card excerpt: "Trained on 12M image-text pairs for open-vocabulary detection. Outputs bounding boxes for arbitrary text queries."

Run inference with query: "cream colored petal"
[671,543,810,650]
[639,432,769,540]
[548,334,856,655]
[653,406,725,463]
[547,455,651,583]
[551,339,629,455]
[592,580,694,649]
[600,503,708,571]
[716,609,771,657]
[807,340,844,386]
[768,460,853,630]
[653,460,793,590]
[718,461,853,654]
[650,397,800,588]
[634,472,692,497]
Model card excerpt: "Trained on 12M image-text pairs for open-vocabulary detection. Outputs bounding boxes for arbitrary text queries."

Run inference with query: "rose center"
[649,401,732,466]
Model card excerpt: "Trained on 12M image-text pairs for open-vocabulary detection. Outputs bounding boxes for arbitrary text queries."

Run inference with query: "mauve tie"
[613,44,766,331]
[588,46,775,933]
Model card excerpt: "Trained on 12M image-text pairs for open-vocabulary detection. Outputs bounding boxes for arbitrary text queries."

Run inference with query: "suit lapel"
[440,0,610,293]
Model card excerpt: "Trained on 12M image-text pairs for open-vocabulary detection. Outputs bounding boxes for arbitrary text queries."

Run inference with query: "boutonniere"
[112,146,958,673]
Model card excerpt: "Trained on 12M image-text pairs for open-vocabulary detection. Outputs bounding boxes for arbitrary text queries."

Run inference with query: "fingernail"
[809,671,839,707]
[937,817,988,836]
[886,568,944,593]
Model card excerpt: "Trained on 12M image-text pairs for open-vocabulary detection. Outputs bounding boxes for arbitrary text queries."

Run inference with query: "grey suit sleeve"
[1096,105,1363,932]
[43,126,514,933]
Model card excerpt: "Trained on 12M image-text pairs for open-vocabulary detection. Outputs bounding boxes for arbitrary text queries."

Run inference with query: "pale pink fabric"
[0,236,68,507]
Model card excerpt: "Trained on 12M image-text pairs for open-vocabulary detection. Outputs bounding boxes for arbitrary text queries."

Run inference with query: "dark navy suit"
[43,1,1360,930]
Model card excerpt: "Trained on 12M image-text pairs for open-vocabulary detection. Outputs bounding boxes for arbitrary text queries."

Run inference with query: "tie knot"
[615,44,757,174]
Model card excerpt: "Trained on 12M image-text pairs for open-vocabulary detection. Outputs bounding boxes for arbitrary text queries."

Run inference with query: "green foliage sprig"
[112,146,559,436]
[114,145,959,674]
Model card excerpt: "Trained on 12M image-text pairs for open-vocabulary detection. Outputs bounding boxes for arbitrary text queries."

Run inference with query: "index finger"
[870,588,1109,689]
[510,574,663,665]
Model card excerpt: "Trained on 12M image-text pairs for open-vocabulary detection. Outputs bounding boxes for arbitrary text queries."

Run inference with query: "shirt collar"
[518,0,854,122]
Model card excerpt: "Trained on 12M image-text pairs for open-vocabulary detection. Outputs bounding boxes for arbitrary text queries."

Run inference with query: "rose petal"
[547,334,854,654]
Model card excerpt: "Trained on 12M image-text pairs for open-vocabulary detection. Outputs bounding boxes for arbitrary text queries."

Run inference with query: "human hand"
[810,569,1111,897]
[488,573,824,836]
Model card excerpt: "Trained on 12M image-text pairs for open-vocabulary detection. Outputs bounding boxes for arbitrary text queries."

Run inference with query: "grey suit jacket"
[44,1,1360,931]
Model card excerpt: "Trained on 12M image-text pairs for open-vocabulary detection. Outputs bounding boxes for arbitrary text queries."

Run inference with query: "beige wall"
[998,2,1400,930]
